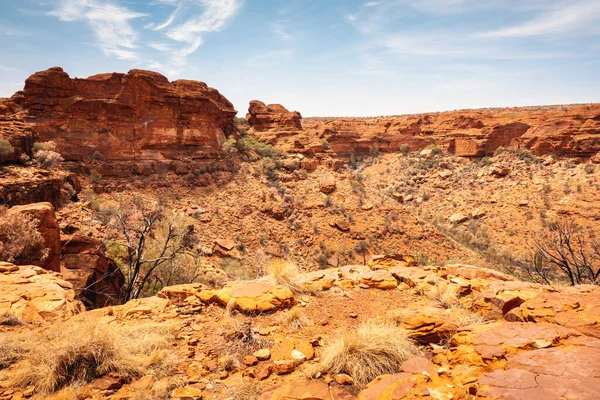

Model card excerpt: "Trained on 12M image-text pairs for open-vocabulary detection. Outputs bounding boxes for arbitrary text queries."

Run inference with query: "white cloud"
[164,0,242,47]
[480,0,600,38]
[49,0,146,60]
[145,0,243,72]
[270,20,292,41]
[0,66,17,72]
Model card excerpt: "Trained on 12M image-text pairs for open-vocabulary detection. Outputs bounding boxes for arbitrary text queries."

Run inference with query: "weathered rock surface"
[0,262,84,322]
[0,167,79,208]
[61,234,125,309]
[1,67,237,174]
[159,278,296,313]
[247,100,302,133]
[246,102,600,161]
[5,202,61,272]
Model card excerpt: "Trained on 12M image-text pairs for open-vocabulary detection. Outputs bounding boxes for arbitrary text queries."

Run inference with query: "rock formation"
[2,203,123,308]
[247,101,302,133]
[246,101,600,162]
[0,262,84,322]
[1,67,237,175]
[61,234,125,309]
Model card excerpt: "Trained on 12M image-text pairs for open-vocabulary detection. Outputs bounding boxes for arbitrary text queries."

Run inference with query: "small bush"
[319,320,420,387]
[399,144,410,155]
[236,137,280,158]
[584,164,595,174]
[0,208,48,265]
[265,259,307,295]
[321,139,330,150]
[282,307,313,332]
[33,141,63,169]
[9,319,176,394]
[90,169,102,183]
[222,137,238,158]
[221,257,254,281]
[0,139,14,161]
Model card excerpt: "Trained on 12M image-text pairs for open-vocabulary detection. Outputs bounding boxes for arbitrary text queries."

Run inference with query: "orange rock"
[2,67,237,173]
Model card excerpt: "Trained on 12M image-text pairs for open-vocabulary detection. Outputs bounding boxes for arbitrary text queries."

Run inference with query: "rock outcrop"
[247,101,302,133]
[61,234,125,309]
[0,166,79,208]
[1,67,237,175]
[0,262,84,322]
[245,102,600,162]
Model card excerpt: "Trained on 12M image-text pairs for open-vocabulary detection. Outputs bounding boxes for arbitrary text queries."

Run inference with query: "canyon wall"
[247,102,600,160]
[1,67,237,173]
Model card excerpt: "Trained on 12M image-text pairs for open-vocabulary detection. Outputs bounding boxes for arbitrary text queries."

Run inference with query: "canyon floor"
[1,68,599,400]
[2,147,600,400]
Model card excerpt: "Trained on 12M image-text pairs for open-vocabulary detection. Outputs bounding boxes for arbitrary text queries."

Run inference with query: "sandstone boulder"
[0,262,84,322]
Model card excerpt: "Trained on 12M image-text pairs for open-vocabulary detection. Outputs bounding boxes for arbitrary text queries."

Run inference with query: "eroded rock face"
[0,262,84,322]
[61,234,125,309]
[246,102,600,160]
[0,167,79,208]
[247,101,302,133]
[2,67,237,173]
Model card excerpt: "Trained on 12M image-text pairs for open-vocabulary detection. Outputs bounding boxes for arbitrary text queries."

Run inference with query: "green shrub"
[0,139,14,161]
[236,137,280,158]
[399,144,410,155]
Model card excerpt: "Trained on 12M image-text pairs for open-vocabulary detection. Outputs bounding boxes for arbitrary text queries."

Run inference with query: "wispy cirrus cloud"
[146,0,244,72]
[480,0,600,38]
[48,0,146,61]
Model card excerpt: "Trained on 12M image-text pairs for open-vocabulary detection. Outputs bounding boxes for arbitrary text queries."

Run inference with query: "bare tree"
[100,196,196,302]
[527,220,600,286]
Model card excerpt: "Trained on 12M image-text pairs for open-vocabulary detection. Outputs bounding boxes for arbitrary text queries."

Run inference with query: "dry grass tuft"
[0,311,25,326]
[282,307,313,332]
[10,319,176,395]
[265,259,308,295]
[229,382,262,400]
[0,337,29,370]
[131,376,186,400]
[450,306,486,327]
[429,284,460,309]
[222,318,269,353]
[319,320,420,387]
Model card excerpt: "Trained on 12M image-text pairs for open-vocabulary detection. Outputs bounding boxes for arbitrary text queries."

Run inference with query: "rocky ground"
[1,258,599,399]
[1,68,600,399]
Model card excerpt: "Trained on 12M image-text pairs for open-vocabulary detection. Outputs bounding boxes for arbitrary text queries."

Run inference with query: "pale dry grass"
[0,311,24,326]
[450,305,486,327]
[281,307,313,332]
[429,283,460,309]
[10,319,176,395]
[265,259,308,295]
[228,382,262,400]
[319,320,420,387]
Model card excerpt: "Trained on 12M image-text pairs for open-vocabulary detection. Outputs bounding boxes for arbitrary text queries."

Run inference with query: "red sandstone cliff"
[2,67,237,167]
[247,102,600,160]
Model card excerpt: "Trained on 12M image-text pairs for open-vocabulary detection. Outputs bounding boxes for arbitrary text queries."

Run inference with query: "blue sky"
[0,0,599,116]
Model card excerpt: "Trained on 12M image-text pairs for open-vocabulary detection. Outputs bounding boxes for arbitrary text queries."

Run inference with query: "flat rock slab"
[261,380,355,400]
[479,344,600,399]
